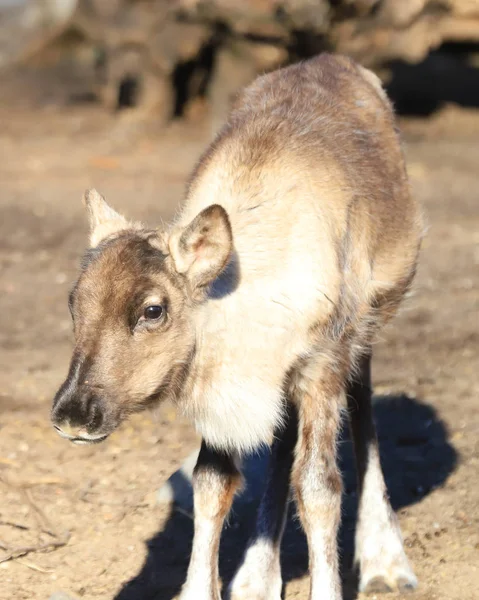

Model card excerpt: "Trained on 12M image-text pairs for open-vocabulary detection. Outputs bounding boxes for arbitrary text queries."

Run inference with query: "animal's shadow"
[115,394,457,600]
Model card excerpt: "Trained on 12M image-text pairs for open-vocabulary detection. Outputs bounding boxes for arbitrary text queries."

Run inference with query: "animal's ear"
[168,205,233,292]
[83,189,129,247]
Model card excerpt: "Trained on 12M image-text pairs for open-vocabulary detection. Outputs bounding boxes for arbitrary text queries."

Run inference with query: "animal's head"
[51,189,232,444]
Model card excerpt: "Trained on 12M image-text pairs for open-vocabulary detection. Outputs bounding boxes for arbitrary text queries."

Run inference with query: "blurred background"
[0,1,478,600]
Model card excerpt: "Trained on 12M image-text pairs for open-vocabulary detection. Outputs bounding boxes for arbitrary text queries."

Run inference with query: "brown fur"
[51,54,423,599]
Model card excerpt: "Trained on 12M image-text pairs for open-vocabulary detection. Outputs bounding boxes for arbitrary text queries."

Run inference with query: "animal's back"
[183,54,422,309]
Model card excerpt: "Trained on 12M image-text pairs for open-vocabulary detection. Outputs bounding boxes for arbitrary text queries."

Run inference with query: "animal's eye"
[144,305,163,320]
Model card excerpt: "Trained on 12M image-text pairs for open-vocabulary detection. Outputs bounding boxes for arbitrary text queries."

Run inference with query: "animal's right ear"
[83,189,130,247]
[168,204,233,294]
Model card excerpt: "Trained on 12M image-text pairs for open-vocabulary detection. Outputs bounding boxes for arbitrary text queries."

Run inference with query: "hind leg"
[290,362,344,600]
[347,352,417,593]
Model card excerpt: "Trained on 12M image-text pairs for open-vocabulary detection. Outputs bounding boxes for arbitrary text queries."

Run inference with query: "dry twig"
[0,474,70,564]
[15,557,54,573]
[0,519,30,531]
[173,505,193,520]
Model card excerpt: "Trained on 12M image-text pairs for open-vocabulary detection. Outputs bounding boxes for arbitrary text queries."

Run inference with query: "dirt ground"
[0,73,478,600]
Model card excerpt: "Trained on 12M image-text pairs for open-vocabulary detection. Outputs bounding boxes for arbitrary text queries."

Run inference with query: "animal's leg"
[291,369,343,600]
[228,405,297,600]
[347,353,417,594]
[180,440,242,600]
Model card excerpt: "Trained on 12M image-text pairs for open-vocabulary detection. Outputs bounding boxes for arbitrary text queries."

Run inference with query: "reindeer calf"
[51,54,423,599]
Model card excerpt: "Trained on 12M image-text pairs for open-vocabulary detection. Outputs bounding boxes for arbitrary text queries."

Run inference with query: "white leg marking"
[180,518,221,600]
[228,538,282,600]
[308,517,342,600]
[356,447,417,593]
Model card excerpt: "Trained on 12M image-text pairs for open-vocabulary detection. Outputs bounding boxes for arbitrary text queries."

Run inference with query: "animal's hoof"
[362,576,394,594]
[360,571,418,595]
[397,576,417,593]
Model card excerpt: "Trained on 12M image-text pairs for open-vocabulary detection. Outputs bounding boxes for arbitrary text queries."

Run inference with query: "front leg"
[180,440,242,600]
[228,404,297,600]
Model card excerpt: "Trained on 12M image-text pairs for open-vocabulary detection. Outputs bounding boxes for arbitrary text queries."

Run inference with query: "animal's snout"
[51,387,108,445]
[52,388,101,429]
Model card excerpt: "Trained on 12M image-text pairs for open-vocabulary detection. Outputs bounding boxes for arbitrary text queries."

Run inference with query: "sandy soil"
[0,75,478,600]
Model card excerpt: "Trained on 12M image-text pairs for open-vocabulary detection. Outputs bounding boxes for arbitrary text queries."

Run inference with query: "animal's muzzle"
[51,385,109,444]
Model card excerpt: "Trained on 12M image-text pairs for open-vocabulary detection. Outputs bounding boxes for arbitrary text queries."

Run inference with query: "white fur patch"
[356,447,417,591]
[309,528,342,600]
[184,376,285,453]
[180,518,219,600]
[228,538,282,600]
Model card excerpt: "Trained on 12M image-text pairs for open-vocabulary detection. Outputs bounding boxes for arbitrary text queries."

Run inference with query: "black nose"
[51,388,103,432]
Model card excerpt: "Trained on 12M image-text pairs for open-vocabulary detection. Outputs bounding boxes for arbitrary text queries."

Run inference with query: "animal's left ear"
[83,189,130,247]
[168,205,233,292]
